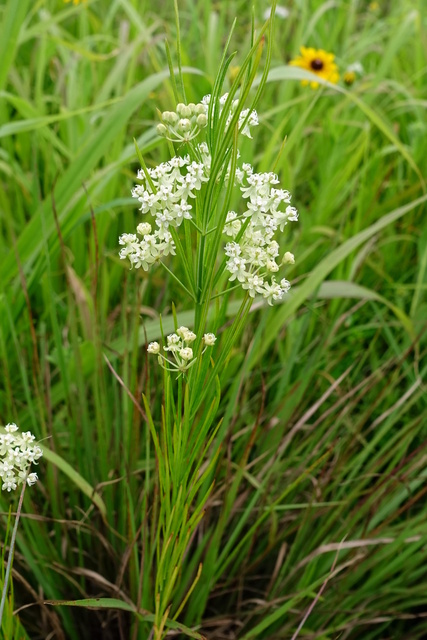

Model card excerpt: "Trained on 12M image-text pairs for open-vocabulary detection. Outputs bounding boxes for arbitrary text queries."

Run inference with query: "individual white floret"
[242,274,265,298]
[26,473,39,486]
[164,334,181,352]
[137,222,152,235]
[179,347,193,361]
[226,257,247,283]
[147,342,160,354]
[182,330,197,343]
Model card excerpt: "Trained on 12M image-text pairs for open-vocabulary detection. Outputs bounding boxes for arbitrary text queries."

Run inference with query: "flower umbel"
[147,329,216,377]
[290,47,339,88]
[0,424,42,492]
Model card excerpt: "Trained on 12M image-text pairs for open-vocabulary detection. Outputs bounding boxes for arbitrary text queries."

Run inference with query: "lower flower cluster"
[148,327,216,376]
[0,423,42,492]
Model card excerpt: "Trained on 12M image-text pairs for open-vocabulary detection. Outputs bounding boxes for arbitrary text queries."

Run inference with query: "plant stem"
[0,481,27,626]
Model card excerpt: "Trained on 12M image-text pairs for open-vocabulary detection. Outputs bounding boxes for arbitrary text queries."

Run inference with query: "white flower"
[238,108,259,138]
[283,251,295,265]
[226,257,247,283]
[179,347,193,361]
[2,478,17,492]
[0,423,42,491]
[176,326,190,338]
[266,260,279,272]
[280,278,291,292]
[147,342,160,354]
[26,473,38,486]
[164,333,181,351]
[137,222,152,236]
[203,333,217,346]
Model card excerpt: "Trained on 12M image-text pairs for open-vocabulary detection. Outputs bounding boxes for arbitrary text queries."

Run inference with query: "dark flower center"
[310,58,324,71]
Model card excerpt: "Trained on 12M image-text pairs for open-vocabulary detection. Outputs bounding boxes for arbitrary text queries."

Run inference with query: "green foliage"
[0,0,426,638]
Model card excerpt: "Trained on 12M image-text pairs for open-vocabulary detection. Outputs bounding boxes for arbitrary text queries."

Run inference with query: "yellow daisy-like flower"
[290,47,340,89]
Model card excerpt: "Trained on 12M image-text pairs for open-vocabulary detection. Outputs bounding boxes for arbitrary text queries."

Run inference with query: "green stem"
[0,481,27,626]
[160,262,195,301]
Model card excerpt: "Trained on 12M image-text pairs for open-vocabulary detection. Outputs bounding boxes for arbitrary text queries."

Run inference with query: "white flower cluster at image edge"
[0,423,42,492]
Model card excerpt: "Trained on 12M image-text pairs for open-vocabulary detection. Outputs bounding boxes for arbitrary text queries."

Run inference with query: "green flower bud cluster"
[157,102,207,142]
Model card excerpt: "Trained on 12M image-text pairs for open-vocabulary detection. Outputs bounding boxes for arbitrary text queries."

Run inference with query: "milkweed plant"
[118,4,297,638]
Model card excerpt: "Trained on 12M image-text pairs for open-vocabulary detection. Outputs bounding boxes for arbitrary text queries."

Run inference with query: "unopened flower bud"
[147,342,160,354]
[177,118,192,132]
[176,103,192,118]
[137,222,152,236]
[182,330,196,342]
[176,326,190,338]
[203,333,217,346]
[194,103,206,116]
[266,260,279,272]
[179,347,193,360]
[162,110,179,125]
[283,251,295,265]
[156,123,168,136]
[196,113,207,128]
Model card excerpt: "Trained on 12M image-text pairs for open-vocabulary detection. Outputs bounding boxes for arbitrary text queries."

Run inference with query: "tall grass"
[0,0,426,638]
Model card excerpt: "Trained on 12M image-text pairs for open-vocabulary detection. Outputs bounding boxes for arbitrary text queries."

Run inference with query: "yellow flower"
[64,0,87,5]
[343,70,356,85]
[290,47,340,89]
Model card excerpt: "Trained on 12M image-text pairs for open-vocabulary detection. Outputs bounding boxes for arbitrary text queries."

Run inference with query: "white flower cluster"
[119,94,297,305]
[0,423,42,492]
[147,327,216,376]
[119,154,209,269]
[223,164,298,305]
